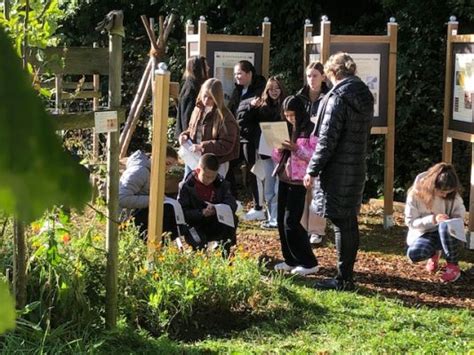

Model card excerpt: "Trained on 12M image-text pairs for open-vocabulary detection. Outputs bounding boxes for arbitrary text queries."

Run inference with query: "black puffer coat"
[227,74,266,118]
[306,76,374,218]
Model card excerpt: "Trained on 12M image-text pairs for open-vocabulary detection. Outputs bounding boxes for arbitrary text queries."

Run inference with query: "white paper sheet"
[259,121,289,149]
[213,203,235,228]
[444,218,467,242]
[250,158,266,181]
[164,197,186,225]
[178,139,201,169]
[258,133,273,156]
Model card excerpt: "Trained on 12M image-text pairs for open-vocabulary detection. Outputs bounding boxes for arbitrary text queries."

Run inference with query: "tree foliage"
[46,0,474,201]
[0,28,91,222]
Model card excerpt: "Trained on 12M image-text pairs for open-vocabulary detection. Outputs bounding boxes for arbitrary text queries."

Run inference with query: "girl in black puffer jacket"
[304,52,374,291]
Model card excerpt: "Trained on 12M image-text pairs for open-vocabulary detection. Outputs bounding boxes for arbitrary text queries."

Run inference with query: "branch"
[36,0,52,22]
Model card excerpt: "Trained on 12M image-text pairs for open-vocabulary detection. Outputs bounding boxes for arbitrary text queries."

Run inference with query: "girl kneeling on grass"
[405,162,466,282]
[272,96,319,276]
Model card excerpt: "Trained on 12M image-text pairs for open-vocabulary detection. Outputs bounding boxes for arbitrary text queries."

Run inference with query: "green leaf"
[0,280,15,334]
[0,27,91,222]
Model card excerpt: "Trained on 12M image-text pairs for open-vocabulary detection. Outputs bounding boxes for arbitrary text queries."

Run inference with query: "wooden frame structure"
[185,16,271,100]
[27,11,125,328]
[303,17,398,228]
[442,17,474,246]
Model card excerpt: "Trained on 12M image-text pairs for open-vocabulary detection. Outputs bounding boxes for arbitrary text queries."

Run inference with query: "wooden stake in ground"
[119,13,176,159]
[99,9,124,330]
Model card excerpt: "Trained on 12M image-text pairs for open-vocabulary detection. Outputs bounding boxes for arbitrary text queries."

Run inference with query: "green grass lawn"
[93,283,472,354]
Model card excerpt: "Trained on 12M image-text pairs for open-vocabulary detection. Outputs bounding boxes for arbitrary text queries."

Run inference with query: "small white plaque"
[94,111,118,133]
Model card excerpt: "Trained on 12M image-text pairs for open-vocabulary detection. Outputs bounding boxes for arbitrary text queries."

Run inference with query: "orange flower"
[62,233,71,244]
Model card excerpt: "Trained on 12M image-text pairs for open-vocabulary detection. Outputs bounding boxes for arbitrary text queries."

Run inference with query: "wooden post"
[320,17,331,65]
[303,19,313,73]
[198,17,207,57]
[383,19,398,229]
[442,18,459,163]
[54,75,62,113]
[147,64,170,261]
[92,42,100,162]
[105,10,123,329]
[186,19,195,60]
[12,220,26,308]
[261,18,271,79]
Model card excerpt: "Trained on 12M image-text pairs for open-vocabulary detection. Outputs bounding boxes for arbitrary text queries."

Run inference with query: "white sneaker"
[274,262,294,272]
[261,220,278,229]
[290,265,320,276]
[235,200,244,217]
[244,208,266,221]
[309,234,323,244]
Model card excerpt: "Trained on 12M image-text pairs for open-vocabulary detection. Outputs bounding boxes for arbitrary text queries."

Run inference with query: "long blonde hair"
[409,162,462,209]
[195,78,231,138]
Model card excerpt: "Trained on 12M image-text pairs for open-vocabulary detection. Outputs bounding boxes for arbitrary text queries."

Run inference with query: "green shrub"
[118,235,274,336]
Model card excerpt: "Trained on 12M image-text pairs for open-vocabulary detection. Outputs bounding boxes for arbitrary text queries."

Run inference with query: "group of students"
[119,51,467,289]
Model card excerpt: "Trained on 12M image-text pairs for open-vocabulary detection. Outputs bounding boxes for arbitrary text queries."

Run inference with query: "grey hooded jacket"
[119,150,150,209]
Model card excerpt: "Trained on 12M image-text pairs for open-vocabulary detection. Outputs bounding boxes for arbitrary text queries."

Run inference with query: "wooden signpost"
[304,17,398,228]
[185,16,271,103]
[442,16,474,246]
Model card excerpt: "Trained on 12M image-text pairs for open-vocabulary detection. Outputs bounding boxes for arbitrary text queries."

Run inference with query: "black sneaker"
[314,278,355,291]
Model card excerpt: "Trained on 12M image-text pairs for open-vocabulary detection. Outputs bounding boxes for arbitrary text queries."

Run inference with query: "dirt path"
[237,201,474,310]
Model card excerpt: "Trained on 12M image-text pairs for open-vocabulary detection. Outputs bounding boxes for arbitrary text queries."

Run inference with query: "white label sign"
[94,111,118,133]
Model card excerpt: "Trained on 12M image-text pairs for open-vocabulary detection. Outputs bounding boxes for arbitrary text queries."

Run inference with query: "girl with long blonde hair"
[179,78,240,177]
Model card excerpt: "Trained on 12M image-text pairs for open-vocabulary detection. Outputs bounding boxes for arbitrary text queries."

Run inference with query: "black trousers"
[132,204,180,241]
[226,141,261,209]
[185,215,237,256]
[277,181,317,268]
[329,215,359,281]
[242,141,261,209]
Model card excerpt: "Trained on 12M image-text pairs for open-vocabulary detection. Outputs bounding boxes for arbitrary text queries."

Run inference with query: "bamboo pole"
[119,14,176,158]
[119,59,152,158]
[147,63,170,261]
[104,10,123,329]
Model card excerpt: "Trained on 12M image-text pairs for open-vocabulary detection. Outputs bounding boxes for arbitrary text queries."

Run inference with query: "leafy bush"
[0,207,281,340]
[118,236,274,336]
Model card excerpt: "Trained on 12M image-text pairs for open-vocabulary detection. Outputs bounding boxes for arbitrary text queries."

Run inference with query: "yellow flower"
[31,222,41,234]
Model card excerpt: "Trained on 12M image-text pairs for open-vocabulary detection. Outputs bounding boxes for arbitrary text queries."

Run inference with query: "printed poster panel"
[214,51,255,103]
[351,53,381,117]
[453,53,474,123]
[309,53,320,64]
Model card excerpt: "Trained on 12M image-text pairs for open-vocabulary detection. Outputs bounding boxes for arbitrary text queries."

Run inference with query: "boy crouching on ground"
[178,153,238,256]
